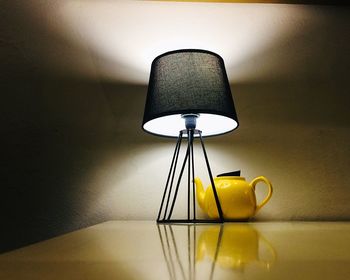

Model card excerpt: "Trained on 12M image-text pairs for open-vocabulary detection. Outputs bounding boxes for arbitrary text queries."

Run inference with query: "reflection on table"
[158,224,276,280]
[1,221,350,279]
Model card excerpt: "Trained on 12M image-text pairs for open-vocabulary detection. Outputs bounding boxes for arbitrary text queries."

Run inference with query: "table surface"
[1,221,350,280]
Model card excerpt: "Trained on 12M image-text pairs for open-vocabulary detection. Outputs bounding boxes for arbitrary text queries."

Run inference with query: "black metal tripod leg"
[167,143,190,220]
[198,132,225,222]
[187,129,191,220]
[157,132,183,221]
[162,133,183,220]
[189,130,196,220]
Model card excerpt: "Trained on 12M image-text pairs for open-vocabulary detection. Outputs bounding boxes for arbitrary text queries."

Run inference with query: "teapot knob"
[217,170,241,177]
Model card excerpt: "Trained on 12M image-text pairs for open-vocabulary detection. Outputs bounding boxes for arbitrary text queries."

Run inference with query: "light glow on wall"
[53,0,309,83]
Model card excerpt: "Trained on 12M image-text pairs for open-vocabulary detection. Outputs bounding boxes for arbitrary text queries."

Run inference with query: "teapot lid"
[217,170,241,177]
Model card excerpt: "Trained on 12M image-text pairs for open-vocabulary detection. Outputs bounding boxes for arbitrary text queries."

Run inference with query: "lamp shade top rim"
[152,49,224,64]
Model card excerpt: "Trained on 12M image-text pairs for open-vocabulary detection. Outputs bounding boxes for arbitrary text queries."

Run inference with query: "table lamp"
[142,49,239,223]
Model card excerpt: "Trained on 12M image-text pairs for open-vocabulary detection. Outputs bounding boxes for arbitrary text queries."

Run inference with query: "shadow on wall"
[231,5,349,83]
[0,78,148,253]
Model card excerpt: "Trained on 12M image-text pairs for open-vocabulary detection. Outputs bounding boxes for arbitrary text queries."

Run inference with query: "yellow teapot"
[195,171,273,220]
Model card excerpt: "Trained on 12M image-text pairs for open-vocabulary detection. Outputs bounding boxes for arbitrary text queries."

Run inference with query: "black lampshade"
[142,49,239,137]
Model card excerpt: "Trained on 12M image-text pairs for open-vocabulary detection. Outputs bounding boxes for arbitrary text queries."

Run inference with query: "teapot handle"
[250,176,273,212]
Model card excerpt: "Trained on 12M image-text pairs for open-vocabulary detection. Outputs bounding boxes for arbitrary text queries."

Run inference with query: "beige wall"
[66,79,350,222]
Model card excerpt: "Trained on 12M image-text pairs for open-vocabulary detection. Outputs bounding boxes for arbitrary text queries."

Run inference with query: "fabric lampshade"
[142,49,239,137]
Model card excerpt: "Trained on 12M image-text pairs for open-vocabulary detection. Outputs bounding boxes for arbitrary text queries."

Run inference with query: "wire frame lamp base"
[157,128,225,224]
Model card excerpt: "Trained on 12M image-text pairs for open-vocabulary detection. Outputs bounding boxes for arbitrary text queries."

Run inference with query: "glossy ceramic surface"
[1,221,350,280]
[195,176,273,219]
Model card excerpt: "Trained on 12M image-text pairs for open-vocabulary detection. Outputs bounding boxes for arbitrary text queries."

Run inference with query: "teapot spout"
[195,177,206,211]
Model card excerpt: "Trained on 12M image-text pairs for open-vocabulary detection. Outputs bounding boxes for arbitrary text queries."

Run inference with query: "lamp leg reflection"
[157,225,176,280]
[209,225,224,280]
[188,226,192,280]
[169,226,187,280]
[158,224,276,280]
[158,225,198,280]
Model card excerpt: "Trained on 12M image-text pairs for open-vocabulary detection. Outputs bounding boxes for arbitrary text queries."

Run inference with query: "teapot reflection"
[197,225,276,271]
[157,224,276,280]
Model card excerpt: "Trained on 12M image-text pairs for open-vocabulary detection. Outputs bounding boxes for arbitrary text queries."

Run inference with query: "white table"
[1,221,350,279]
